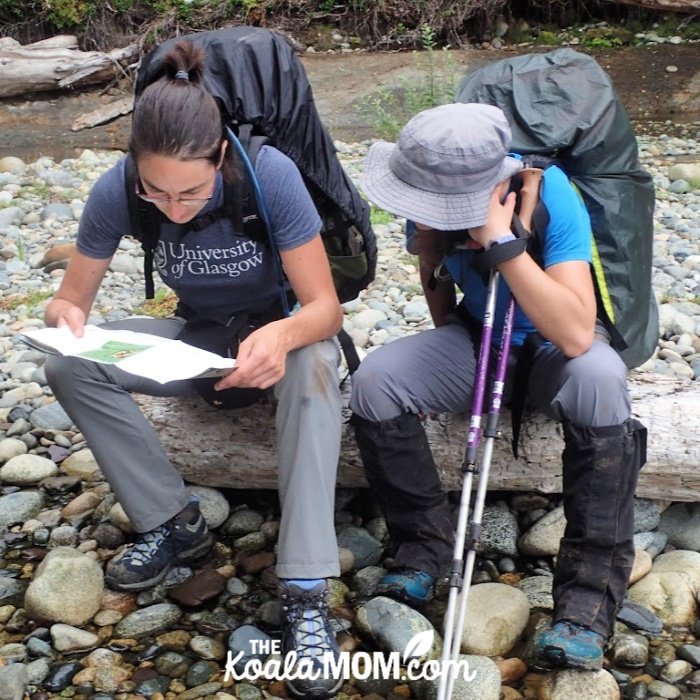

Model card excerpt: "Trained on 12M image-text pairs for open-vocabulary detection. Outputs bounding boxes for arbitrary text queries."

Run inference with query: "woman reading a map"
[43,38,344,700]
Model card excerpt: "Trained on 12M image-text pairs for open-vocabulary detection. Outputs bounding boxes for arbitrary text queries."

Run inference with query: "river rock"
[518,506,566,557]
[0,490,44,527]
[458,582,530,656]
[481,506,520,557]
[336,526,384,568]
[628,571,697,626]
[0,453,57,485]
[651,550,700,591]
[186,485,230,529]
[0,438,27,463]
[416,654,501,700]
[516,575,554,611]
[630,548,653,584]
[538,669,621,699]
[610,632,649,667]
[0,157,25,172]
[24,547,104,625]
[114,602,183,638]
[355,596,439,659]
[658,503,700,550]
[60,448,102,481]
[0,663,29,700]
[49,624,100,653]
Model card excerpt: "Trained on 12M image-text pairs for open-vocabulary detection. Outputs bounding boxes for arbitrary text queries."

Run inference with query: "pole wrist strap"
[471,236,528,276]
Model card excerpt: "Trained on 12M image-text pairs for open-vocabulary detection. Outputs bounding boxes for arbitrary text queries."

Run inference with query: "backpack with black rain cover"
[456,48,658,370]
[127,26,377,307]
[126,27,376,408]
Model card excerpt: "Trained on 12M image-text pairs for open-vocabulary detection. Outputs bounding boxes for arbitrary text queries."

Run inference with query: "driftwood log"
[135,373,700,502]
[70,96,134,131]
[614,0,700,9]
[0,36,138,98]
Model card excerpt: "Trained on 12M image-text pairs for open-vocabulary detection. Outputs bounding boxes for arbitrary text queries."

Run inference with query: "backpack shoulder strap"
[225,124,269,244]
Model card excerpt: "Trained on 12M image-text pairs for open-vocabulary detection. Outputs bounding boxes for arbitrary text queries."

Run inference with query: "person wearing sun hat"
[349,102,646,671]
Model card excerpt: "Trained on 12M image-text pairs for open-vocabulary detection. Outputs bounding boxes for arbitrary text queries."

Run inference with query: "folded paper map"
[17,325,236,384]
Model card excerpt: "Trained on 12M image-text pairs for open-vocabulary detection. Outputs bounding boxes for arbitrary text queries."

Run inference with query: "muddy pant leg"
[555,420,646,637]
[350,323,478,579]
[528,341,645,638]
[352,412,455,578]
[44,317,196,532]
[274,340,342,579]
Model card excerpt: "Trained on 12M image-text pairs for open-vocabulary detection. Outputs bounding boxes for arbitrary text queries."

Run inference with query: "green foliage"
[581,35,623,49]
[682,22,700,41]
[370,205,394,226]
[0,0,24,20]
[579,26,631,49]
[535,30,559,46]
[133,288,179,318]
[27,182,51,199]
[16,234,26,263]
[356,23,460,140]
[45,0,89,29]
[655,14,700,41]
[0,290,53,312]
[226,0,260,13]
[110,0,135,10]
[37,0,216,32]
[654,15,680,38]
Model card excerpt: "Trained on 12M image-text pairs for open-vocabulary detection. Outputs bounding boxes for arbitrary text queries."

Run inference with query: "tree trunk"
[0,36,138,98]
[135,373,700,502]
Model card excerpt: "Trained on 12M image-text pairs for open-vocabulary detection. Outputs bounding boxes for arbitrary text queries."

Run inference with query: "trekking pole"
[437,272,516,700]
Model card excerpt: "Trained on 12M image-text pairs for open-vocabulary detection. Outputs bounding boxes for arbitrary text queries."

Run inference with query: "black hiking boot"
[105,500,212,591]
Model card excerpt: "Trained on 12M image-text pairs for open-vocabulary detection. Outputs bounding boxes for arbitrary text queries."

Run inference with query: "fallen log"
[135,372,700,502]
[0,36,138,98]
[612,0,700,10]
[71,96,134,131]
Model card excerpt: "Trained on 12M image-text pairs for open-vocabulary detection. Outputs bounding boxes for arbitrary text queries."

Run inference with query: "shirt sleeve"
[255,146,323,252]
[76,158,132,259]
[540,165,593,268]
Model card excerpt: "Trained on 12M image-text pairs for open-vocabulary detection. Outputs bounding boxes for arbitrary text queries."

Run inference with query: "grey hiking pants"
[45,316,342,580]
[350,318,639,637]
[349,322,630,427]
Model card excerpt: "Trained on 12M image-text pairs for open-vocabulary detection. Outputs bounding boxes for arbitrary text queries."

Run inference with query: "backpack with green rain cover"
[455,48,658,370]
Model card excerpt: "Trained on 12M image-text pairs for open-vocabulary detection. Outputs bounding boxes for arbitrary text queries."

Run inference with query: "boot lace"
[123,524,170,565]
[282,590,334,661]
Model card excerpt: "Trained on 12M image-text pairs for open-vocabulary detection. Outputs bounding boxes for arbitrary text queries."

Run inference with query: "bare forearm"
[276,298,344,353]
[44,251,110,328]
[499,255,595,356]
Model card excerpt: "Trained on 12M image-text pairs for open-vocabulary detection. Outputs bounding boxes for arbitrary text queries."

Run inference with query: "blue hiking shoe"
[279,579,342,700]
[105,501,213,591]
[536,620,606,670]
[376,568,435,607]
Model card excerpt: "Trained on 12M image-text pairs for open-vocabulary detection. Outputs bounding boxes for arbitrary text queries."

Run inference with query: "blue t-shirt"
[440,164,592,346]
[77,146,322,317]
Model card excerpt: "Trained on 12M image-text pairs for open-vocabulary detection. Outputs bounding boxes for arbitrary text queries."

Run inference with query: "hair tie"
[174,70,190,82]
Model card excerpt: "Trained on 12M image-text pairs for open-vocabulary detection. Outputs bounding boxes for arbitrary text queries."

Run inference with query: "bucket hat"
[360,103,522,230]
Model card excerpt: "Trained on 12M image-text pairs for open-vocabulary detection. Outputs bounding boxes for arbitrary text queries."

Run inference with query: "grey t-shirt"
[77,145,322,317]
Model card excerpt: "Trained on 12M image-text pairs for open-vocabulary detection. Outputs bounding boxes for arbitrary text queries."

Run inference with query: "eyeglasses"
[134,179,214,207]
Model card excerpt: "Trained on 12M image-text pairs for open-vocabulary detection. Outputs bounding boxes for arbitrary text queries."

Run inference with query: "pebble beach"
[0,125,699,700]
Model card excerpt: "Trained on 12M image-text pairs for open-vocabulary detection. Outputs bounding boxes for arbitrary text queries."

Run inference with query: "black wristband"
[471,237,528,276]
